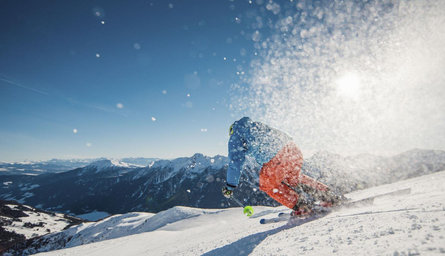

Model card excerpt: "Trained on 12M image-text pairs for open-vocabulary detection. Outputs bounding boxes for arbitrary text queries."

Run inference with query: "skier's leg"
[259,142,304,210]
[259,142,339,214]
[299,174,329,192]
[298,174,343,206]
[276,143,320,213]
[259,162,299,209]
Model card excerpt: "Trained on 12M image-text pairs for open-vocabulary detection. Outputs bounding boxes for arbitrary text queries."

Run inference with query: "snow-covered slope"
[22,170,445,255]
[0,200,84,254]
[21,208,223,255]
[1,205,70,239]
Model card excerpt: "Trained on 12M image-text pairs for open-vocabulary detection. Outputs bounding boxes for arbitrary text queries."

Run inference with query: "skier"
[222,117,340,215]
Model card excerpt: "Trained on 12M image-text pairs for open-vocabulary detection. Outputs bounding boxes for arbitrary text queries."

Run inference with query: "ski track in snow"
[35,170,445,256]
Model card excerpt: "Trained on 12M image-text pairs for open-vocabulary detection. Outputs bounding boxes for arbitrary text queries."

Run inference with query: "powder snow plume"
[232,0,445,156]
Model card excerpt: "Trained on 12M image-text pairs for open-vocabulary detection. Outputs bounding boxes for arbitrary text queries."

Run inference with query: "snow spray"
[232,0,445,156]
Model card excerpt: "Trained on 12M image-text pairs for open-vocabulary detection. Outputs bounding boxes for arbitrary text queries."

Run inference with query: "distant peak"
[87,159,139,172]
[150,154,228,173]
[192,153,205,158]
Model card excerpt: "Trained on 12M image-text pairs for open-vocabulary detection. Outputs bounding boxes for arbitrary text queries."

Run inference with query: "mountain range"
[0,158,159,176]
[1,149,445,219]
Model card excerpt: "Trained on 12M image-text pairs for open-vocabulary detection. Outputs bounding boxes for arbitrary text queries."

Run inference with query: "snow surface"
[24,208,222,254]
[35,170,445,255]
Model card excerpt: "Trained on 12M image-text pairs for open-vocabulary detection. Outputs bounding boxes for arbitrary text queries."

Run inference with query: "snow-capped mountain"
[0,150,444,219]
[78,159,143,175]
[0,158,158,176]
[118,157,159,167]
[0,159,96,176]
[0,200,84,254]
[9,169,445,255]
[132,153,227,183]
[0,153,260,217]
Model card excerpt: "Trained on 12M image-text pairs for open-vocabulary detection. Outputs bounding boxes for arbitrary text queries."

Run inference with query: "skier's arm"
[226,132,247,189]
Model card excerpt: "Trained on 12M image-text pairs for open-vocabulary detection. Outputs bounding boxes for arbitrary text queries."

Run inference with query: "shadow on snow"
[202,214,324,256]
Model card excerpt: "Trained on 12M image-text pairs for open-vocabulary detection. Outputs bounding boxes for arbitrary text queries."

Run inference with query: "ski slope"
[35,170,445,255]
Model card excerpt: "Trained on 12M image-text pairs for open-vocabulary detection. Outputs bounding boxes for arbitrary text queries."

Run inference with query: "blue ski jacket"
[226,117,293,189]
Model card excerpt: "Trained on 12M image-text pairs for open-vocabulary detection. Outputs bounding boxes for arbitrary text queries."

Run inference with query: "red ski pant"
[259,142,328,209]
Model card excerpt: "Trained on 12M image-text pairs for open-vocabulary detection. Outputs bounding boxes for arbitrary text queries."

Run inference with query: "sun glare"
[335,73,361,100]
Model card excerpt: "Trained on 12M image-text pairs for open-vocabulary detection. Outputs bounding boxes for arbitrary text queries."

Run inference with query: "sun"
[335,72,361,100]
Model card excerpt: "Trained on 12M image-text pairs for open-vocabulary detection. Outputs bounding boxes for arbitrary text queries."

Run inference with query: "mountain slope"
[21,170,445,255]
[0,200,84,254]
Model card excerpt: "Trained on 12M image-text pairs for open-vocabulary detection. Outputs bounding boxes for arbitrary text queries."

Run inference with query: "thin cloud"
[0,77,49,96]
[66,98,128,117]
[1,74,127,117]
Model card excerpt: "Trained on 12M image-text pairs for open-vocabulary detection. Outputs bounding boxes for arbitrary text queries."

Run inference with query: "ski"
[260,209,329,224]
[259,214,291,224]
[259,187,411,224]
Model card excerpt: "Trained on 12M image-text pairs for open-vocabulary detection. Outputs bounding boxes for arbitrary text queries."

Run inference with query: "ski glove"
[222,186,233,199]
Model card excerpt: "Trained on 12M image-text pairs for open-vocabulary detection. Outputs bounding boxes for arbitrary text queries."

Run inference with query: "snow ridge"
[21,206,221,255]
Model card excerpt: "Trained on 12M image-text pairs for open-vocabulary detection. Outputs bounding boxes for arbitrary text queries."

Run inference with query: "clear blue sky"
[0,0,260,161]
[3,1,444,161]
